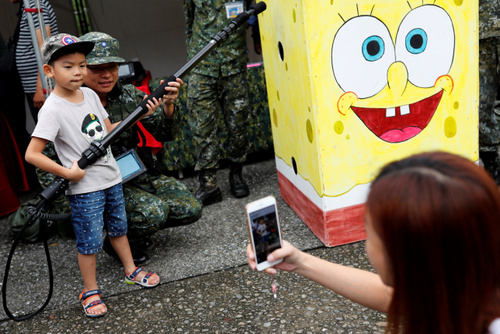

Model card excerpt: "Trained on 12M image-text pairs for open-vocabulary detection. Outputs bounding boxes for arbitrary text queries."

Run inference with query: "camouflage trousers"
[12,175,202,243]
[479,37,500,152]
[123,174,202,243]
[187,72,250,170]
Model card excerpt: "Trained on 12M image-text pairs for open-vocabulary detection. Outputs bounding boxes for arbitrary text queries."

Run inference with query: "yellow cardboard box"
[259,0,478,245]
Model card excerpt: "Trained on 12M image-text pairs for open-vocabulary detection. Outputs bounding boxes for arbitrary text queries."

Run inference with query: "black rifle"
[2,1,267,321]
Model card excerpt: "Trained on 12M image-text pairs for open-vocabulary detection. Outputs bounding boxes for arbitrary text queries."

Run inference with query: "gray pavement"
[0,157,385,333]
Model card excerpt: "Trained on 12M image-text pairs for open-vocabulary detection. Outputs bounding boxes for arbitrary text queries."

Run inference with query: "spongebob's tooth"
[401,104,410,115]
[386,108,396,117]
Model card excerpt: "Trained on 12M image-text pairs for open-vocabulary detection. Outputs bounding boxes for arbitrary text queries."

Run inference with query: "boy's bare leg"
[109,235,159,285]
[78,253,107,316]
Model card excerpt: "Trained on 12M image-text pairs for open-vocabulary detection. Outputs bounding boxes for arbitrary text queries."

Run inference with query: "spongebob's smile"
[350,90,443,143]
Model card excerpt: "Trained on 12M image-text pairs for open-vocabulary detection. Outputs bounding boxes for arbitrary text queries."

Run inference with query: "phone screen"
[249,204,282,265]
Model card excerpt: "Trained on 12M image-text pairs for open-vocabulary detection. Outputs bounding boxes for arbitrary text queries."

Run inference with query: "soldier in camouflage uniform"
[479,0,500,183]
[184,0,253,205]
[80,32,202,251]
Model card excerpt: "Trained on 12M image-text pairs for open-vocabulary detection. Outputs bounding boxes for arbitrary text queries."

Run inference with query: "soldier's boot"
[195,169,223,206]
[229,162,249,198]
[480,150,500,184]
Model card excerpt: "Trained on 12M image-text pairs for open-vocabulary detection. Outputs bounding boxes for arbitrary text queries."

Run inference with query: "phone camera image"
[249,205,281,264]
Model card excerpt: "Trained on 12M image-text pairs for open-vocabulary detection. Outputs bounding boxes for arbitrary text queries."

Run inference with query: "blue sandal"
[79,289,107,318]
[125,267,159,288]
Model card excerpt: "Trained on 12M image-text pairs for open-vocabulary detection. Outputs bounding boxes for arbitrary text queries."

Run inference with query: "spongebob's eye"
[406,28,427,54]
[395,5,454,88]
[332,16,395,99]
[362,36,385,61]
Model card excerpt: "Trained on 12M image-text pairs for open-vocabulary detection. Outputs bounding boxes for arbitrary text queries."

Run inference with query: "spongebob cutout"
[258,0,478,246]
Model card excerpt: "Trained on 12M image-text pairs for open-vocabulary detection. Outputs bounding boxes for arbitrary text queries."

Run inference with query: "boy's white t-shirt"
[32,87,122,195]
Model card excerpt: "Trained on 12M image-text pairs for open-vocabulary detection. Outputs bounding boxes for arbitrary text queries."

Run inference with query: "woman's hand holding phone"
[246,240,302,275]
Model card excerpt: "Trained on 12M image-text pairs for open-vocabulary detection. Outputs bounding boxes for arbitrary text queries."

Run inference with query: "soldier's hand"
[161,78,183,118]
[141,96,161,119]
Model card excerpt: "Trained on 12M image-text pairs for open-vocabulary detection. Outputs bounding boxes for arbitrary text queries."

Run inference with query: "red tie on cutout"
[136,121,163,155]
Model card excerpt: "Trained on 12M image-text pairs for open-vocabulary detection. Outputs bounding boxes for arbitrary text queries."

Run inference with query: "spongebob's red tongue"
[380,126,422,142]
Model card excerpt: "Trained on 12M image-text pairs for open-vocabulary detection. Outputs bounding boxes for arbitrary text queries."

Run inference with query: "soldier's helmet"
[79,32,125,65]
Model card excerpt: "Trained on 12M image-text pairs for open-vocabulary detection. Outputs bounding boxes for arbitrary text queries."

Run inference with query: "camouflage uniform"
[479,0,500,181]
[105,84,202,242]
[479,0,500,152]
[151,64,273,172]
[184,0,252,177]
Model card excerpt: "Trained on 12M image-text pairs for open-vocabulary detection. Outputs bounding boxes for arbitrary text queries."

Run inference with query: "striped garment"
[15,0,58,94]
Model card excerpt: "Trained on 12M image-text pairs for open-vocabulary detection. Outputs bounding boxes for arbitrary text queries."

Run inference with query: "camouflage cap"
[41,33,94,64]
[79,32,125,65]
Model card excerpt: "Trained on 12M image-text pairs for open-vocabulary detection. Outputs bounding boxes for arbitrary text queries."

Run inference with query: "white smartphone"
[245,195,283,271]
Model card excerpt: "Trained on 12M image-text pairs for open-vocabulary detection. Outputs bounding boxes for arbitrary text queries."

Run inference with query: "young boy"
[25,33,160,318]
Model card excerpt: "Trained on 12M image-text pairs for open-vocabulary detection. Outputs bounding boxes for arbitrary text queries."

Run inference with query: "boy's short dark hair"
[41,33,94,65]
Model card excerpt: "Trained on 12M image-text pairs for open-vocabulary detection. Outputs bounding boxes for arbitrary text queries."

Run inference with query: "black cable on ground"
[2,203,54,321]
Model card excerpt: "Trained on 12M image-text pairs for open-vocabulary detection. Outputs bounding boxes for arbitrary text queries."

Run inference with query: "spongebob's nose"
[387,61,408,97]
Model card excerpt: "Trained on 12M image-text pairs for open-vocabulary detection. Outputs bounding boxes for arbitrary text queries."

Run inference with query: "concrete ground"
[0,156,386,333]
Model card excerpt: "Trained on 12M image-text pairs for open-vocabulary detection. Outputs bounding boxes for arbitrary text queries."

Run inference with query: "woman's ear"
[43,64,54,78]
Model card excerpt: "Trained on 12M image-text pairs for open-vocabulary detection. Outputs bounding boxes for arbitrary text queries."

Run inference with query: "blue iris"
[362,36,385,62]
[406,28,427,54]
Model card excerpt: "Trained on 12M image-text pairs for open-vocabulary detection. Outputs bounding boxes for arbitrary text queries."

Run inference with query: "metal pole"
[34,0,48,41]
[78,0,91,34]
[22,0,50,98]
[34,0,53,93]
[71,0,82,35]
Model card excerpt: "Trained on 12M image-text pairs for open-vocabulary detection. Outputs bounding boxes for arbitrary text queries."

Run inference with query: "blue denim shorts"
[69,183,127,254]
